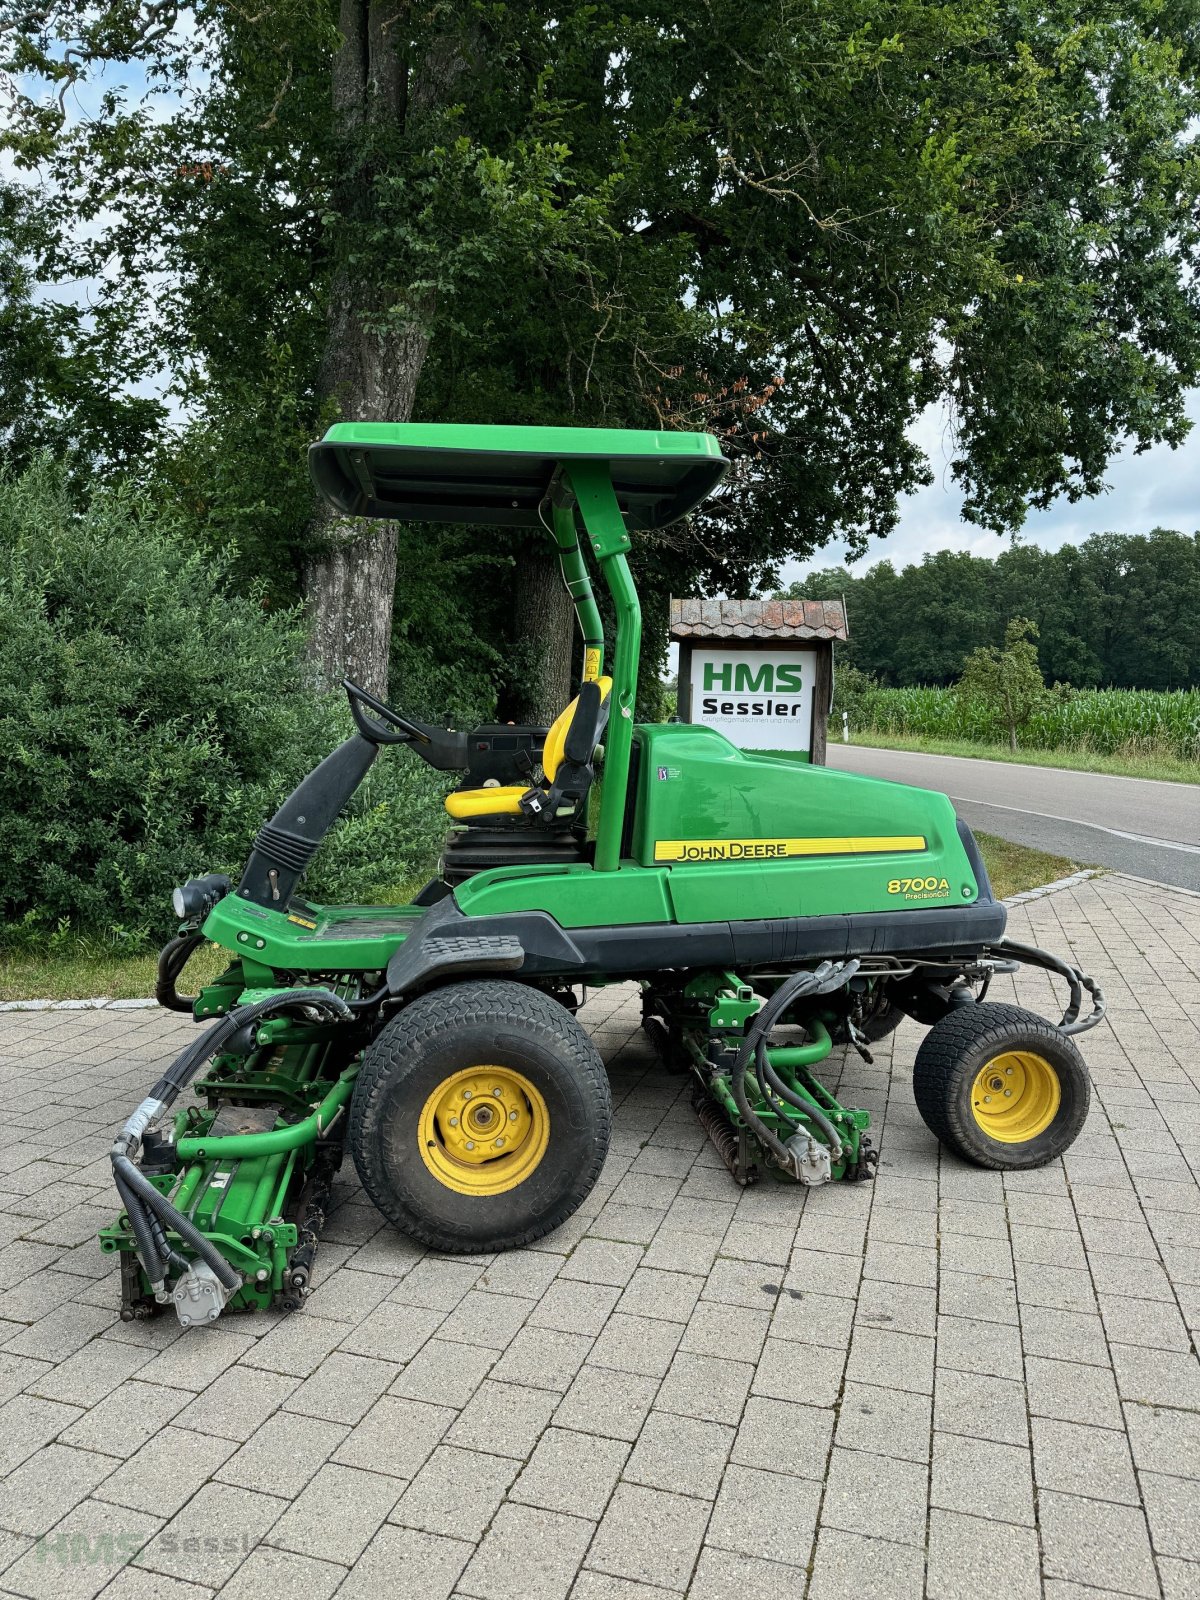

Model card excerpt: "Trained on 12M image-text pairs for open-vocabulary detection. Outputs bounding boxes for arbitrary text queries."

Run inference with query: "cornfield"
[838,685,1200,763]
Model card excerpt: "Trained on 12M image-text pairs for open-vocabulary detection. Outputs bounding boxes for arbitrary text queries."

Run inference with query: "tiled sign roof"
[669,597,848,641]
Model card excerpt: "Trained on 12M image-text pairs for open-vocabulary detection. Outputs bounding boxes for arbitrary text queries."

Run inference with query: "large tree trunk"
[303,1,460,696]
[499,541,576,724]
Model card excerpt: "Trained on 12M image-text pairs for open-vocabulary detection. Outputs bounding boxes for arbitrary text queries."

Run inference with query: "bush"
[0,460,448,946]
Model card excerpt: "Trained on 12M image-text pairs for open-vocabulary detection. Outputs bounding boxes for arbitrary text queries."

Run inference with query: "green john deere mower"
[103,423,1103,1326]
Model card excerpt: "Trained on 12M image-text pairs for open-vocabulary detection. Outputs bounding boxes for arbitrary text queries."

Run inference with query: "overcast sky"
[780,389,1200,589]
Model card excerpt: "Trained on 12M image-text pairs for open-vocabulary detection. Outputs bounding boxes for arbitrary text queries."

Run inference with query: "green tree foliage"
[6,1,1200,713]
[785,531,1200,689]
[0,461,448,945]
[956,617,1049,751]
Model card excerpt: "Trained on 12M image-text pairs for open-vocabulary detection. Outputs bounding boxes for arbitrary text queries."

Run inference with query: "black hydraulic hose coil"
[112,986,355,1296]
[729,961,858,1172]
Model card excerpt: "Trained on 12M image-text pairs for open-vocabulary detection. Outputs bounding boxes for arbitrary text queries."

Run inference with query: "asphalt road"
[825,743,1200,891]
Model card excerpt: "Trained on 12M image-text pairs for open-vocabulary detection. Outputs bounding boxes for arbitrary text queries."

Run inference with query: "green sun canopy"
[308,421,727,530]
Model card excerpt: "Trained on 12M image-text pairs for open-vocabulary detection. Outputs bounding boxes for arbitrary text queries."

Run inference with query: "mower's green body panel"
[201,732,981,963]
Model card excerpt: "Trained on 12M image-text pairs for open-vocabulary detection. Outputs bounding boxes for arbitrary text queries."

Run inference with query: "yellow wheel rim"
[418,1066,550,1196]
[970,1050,1061,1143]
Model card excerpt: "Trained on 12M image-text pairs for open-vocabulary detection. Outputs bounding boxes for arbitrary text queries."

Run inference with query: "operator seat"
[445,677,612,827]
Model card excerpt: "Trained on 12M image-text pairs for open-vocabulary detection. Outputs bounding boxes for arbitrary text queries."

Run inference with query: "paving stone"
[654,1351,752,1426]
[335,1394,455,1479]
[0,1443,115,1536]
[624,1413,731,1500]
[688,1546,808,1600]
[216,1411,346,1498]
[939,1260,1022,1324]
[282,1351,398,1425]
[588,1314,682,1379]
[388,1257,484,1311]
[447,1380,556,1460]
[336,1525,471,1600]
[769,1288,854,1349]
[135,1481,284,1587]
[268,1461,402,1565]
[1024,1354,1123,1429]
[729,1395,831,1480]
[489,1326,593,1393]
[680,1302,770,1362]
[170,1366,297,1444]
[1031,1417,1140,1505]
[90,1567,212,1600]
[934,1368,1029,1446]
[809,1527,926,1600]
[97,1427,236,1518]
[820,1445,928,1545]
[1018,1304,1110,1367]
[926,1508,1040,1600]
[0,1393,83,1475]
[834,1381,931,1465]
[390,1337,496,1408]
[615,1269,703,1325]
[217,1545,345,1600]
[135,1328,257,1391]
[559,1240,645,1288]
[1125,1402,1200,1479]
[475,1250,562,1302]
[336,1300,446,1363]
[931,1433,1035,1526]
[2,1304,117,1364]
[59,1378,189,1461]
[510,1427,627,1518]
[3,1500,161,1600]
[552,1365,659,1442]
[586,1483,708,1591]
[22,1337,152,1410]
[706,1464,819,1569]
[459,1503,596,1600]
[384,1444,515,1541]
[437,1289,531,1352]
[853,1278,937,1338]
[530,1281,622,1337]
[1111,1343,1200,1410]
[1038,1489,1159,1597]
[1099,1290,1193,1351]
[751,1337,844,1408]
[568,1568,678,1600]
[1141,1469,1200,1560]
[1161,1556,1200,1600]
[936,1313,1023,1381]
[845,1326,934,1395]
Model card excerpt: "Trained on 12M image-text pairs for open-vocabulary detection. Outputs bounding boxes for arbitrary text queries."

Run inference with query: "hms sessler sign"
[688,647,817,752]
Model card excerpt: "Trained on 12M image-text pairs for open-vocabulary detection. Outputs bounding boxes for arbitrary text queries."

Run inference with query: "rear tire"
[349,979,611,1253]
[912,1001,1090,1169]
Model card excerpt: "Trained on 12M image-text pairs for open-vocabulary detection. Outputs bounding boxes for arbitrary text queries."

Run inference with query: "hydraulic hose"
[155,932,207,1014]
[755,1047,844,1160]
[998,939,1106,1035]
[729,961,859,1174]
[112,987,355,1298]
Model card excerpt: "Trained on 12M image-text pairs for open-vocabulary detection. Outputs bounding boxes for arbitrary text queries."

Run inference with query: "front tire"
[349,979,611,1253]
[912,1002,1090,1169]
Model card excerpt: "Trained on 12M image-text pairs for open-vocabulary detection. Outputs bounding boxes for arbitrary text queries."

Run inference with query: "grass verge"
[0,839,1085,1002]
[842,731,1198,785]
[973,831,1083,901]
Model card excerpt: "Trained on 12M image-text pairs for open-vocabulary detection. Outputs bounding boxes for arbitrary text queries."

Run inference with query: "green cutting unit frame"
[103,423,1104,1326]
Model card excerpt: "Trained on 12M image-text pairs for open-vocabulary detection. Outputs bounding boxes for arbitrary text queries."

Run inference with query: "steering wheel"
[343,679,431,746]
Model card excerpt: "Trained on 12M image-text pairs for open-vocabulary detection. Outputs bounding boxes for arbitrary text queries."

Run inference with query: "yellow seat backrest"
[541,676,612,782]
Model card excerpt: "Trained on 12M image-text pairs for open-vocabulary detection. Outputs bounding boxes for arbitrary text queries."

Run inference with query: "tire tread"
[349,979,611,1253]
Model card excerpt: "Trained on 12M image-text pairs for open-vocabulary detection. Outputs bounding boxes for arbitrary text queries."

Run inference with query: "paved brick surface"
[0,872,1197,1597]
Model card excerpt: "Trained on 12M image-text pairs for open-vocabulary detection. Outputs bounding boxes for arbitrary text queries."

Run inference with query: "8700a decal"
[887,875,950,900]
